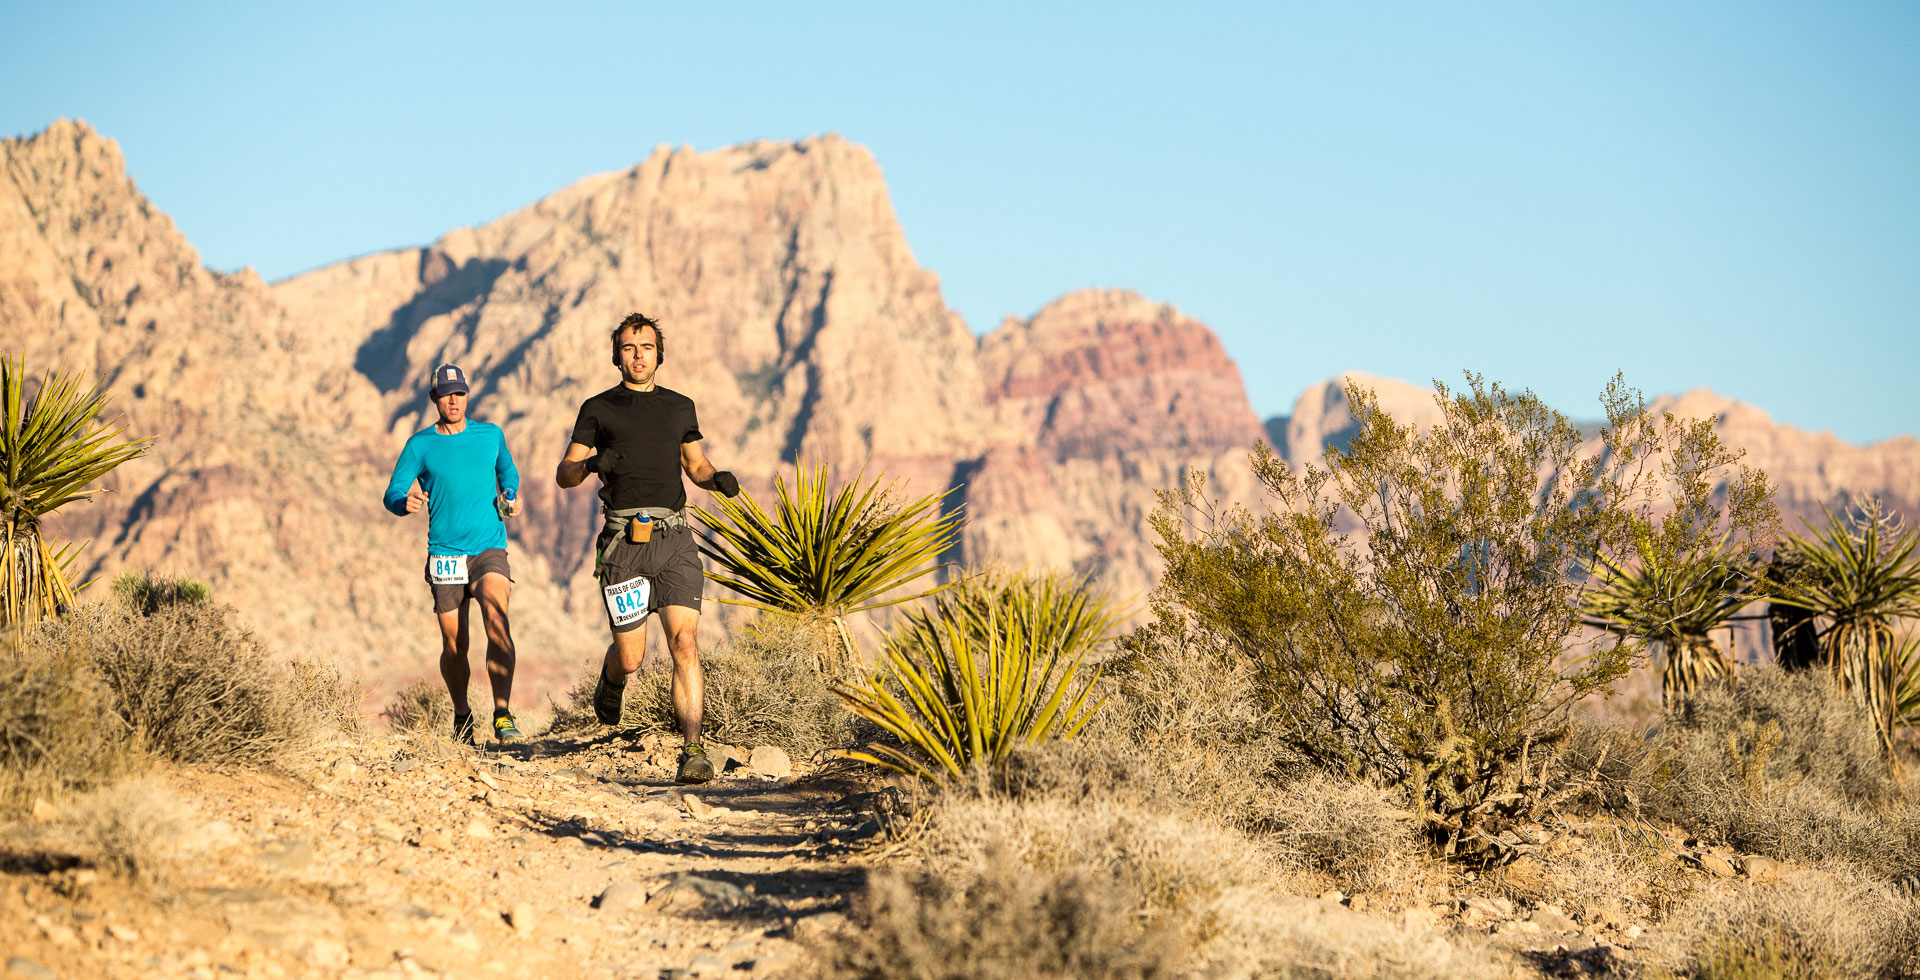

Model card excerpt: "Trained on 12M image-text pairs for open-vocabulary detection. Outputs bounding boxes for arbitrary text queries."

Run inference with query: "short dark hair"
[610,313,664,366]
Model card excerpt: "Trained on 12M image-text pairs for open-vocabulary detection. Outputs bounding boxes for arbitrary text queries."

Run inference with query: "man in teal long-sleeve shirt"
[384,363,525,745]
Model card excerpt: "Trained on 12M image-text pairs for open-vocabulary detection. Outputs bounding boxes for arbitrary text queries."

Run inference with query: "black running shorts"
[595,524,703,633]
[424,548,512,614]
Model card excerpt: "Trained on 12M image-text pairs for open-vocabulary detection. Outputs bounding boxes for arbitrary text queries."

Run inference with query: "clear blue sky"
[6,2,1916,442]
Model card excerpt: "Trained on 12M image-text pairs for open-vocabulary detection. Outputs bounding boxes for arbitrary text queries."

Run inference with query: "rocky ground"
[0,724,1849,980]
[1,728,889,980]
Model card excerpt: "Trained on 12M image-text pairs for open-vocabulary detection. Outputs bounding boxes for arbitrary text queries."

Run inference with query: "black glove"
[712,470,740,498]
[586,449,619,476]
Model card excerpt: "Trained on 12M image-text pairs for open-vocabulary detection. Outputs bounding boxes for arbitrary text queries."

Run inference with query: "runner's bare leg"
[474,572,515,711]
[603,627,647,684]
[661,605,704,743]
[436,604,472,715]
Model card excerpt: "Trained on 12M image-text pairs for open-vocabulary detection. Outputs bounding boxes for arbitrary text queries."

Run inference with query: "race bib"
[603,575,651,627]
[428,554,469,586]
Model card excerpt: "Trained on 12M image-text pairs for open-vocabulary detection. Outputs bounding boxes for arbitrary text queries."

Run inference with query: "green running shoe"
[675,744,714,784]
[452,712,477,746]
[593,671,625,726]
[493,712,524,745]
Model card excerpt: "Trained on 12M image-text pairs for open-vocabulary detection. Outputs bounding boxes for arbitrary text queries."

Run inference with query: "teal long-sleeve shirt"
[382,421,520,556]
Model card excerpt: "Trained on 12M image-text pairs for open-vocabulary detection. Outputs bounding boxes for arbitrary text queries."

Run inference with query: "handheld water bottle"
[497,487,517,520]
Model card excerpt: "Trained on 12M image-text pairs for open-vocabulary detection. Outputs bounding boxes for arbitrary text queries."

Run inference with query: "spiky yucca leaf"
[1894,633,1920,731]
[903,568,1126,665]
[1582,531,1757,700]
[836,591,1110,782]
[694,462,962,671]
[0,358,150,627]
[1768,499,1920,752]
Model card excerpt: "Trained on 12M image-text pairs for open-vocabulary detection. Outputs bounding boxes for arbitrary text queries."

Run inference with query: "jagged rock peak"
[978,288,1266,458]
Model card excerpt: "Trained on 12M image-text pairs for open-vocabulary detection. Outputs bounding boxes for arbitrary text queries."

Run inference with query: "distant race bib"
[428,554,469,586]
[602,575,652,628]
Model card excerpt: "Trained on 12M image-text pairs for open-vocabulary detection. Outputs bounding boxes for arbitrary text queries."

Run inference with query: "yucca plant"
[835,578,1113,782]
[694,462,963,672]
[1765,498,1920,755]
[1583,531,1759,702]
[1895,633,1920,732]
[0,358,149,628]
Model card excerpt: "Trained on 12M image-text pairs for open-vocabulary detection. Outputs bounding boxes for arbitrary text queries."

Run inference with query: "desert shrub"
[381,679,456,734]
[1151,374,1775,859]
[111,569,211,615]
[51,600,351,767]
[76,777,182,884]
[839,857,1182,980]
[0,640,143,812]
[1547,716,1673,817]
[557,613,857,755]
[837,572,1110,781]
[1646,867,1920,980]
[1502,823,1697,926]
[1259,775,1427,898]
[837,792,1498,980]
[1654,668,1920,876]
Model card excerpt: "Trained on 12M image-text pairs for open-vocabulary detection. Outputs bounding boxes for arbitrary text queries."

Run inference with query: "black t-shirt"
[569,385,703,510]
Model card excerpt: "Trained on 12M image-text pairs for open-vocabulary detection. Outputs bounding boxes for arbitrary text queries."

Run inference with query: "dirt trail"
[1,728,888,979]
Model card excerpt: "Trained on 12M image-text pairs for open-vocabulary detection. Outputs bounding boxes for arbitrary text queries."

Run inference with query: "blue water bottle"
[497,487,516,519]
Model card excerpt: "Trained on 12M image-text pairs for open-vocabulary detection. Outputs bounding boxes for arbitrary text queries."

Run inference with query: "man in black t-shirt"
[556,312,741,784]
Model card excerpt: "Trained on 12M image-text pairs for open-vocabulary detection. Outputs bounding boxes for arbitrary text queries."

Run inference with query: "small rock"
[1400,906,1442,933]
[1463,895,1513,918]
[688,954,729,977]
[256,840,314,870]
[105,923,140,942]
[682,794,711,820]
[646,875,750,913]
[304,939,350,969]
[473,770,500,790]
[392,759,416,774]
[596,882,644,912]
[1346,894,1370,913]
[331,759,362,779]
[791,911,847,943]
[508,903,537,936]
[28,798,62,823]
[1316,889,1345,904]
[1623,924,1643,941]
[1530,904,1578,933]
[1741,855,1781,882]
[747,746,791,779]
[371,818,406,842]
[32,915,77,946]
[1694,853,1738,878]
[1494,919,1541,935]
[7,956,57,980]
[417,830,455,851]
[466,819,496,840]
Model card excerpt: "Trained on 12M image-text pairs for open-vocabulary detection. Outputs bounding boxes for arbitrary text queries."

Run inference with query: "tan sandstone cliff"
[7,119,1917,712]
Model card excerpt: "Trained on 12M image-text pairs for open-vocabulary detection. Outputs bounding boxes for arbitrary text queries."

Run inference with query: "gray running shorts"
[424,548,512,614]
[595,524,703,633]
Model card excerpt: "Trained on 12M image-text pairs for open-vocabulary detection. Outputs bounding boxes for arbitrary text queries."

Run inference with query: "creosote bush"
[1646,868,1920,980]
[381,679,457,734]
[111,569,211,616]
[1151,374,1775,858]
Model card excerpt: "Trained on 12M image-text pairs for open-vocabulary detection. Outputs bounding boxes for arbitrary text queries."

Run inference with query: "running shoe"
[493,712,524,745]
[675,744,715,784]
[452,712,476,746]
[593,671,625,726]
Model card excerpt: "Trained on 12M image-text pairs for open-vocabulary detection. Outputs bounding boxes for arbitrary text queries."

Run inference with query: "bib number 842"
[603,575,651,628]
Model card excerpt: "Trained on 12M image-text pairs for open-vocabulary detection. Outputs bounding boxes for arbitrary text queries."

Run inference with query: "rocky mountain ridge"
[7,119,1916,710]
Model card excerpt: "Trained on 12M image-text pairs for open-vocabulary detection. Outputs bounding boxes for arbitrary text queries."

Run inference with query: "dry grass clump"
[1259,775,1428,900]
[836,791,1497,980]
[381,679,456,734]
[33,599,355,770]
[1654,668,1920,877]
[1502,823,1697,927]
[0,641,143,812]
[1646,867,1920,980]
[75,777,184,885]
[556,613,855,754]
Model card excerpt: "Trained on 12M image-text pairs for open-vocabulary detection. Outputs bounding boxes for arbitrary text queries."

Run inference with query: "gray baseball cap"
[430,364,470,398]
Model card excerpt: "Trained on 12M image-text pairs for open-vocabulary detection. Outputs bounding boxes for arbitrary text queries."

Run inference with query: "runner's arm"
[382,440,424,516]
[681,440,739,496]
[494,428,521,497]
[556,441,596,489]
